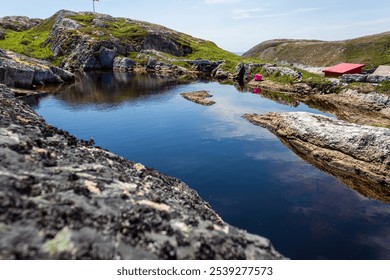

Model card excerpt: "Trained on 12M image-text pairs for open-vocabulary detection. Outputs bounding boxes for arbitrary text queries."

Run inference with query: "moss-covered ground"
[0,15,56,61]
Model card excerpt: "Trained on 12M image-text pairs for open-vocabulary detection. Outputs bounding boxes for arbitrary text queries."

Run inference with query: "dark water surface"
[26,72,390,260]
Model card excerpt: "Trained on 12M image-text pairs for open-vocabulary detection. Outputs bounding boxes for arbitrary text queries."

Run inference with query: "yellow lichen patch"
[43,227,71,256]
[133,163,146,172]
[7,52,50,69]
[138,200,171,212]
[84,180,101,195]
[108,180,137,195]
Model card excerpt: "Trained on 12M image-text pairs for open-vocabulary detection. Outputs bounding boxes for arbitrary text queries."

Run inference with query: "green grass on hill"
[179,35,258,72]
[376,81,390,95]
[245,32,390,69]
[68,15,148,43]
[0,15,57,62]
[345,37,390,70]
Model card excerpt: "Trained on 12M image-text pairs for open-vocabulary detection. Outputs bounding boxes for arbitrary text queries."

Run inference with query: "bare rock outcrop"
[0,49,74,89]
[244,112,390,202]
[0,84,283,260]
[0,16,42,31]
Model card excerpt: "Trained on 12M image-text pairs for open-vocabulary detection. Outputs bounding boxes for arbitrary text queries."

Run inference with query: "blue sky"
[1,0,389,52]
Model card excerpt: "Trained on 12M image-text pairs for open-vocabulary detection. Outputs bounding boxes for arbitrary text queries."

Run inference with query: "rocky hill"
[0,10,248,77]
[243,32,390,69]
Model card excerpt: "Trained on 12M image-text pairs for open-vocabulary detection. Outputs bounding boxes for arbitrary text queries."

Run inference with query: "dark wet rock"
[234,62,253,82]
[187,59,222,74]
[181,90,216,106]
[0,49,74,89]
[244,112,390,202]
[143,34,192,57]
[82,55,101,71]
[99,47,117,69]
[211,65,229,80]
[0,84,283,260]
[0,16,43,32]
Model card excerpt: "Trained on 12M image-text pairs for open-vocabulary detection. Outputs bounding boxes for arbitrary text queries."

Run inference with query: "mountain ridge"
[243,32,390,68]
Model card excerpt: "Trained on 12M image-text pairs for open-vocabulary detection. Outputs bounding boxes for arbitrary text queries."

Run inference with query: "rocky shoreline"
[0,84,284,260]
[243,112,390,202]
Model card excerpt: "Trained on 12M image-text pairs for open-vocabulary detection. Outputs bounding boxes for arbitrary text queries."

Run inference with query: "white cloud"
[233,8,267,19]
[204,0,241,4]
[257,7,322,19]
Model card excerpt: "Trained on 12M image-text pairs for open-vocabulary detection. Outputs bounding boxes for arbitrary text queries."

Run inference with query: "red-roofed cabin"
[322,63,365,77]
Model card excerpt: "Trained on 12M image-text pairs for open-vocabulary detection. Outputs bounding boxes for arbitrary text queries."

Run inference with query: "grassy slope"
[244,32,390,69]
[0,15,56,61]
[177,35,257,71]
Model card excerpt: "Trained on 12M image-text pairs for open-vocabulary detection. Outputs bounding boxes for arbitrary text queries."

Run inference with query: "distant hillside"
[243,32,390,69]
[0,10,245,73]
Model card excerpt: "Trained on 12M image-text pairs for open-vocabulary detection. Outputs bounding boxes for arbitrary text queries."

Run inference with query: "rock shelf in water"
[244,112,390,202]
[181,90,216,106]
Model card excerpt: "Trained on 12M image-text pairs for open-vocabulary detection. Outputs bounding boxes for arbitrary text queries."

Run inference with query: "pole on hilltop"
[93,0,99,13]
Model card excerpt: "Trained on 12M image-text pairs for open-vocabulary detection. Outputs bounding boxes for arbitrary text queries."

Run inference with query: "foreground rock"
[181,90,216,106]
[0,49,74,89]
[0,84,283,260]
[244,112,390,202]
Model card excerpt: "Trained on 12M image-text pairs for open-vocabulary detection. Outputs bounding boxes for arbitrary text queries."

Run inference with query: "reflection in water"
[27,72,192,109]
[257,89,300,107]
[277,137,390,202]
[25,72,390,260]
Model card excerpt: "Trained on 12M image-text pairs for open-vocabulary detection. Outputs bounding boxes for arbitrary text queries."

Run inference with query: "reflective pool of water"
[26,72,390,259]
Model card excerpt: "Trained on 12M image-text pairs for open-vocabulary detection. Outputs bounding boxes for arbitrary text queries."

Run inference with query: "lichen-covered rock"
[367,75,390,83]
[262,64,302,80]
[0,16,42,31]
[0,49,74,88]
[341,74,367,83]
[244,112,390,202]
[341,74,390,84]
[0,85,283,260]
[113,57,135,72]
